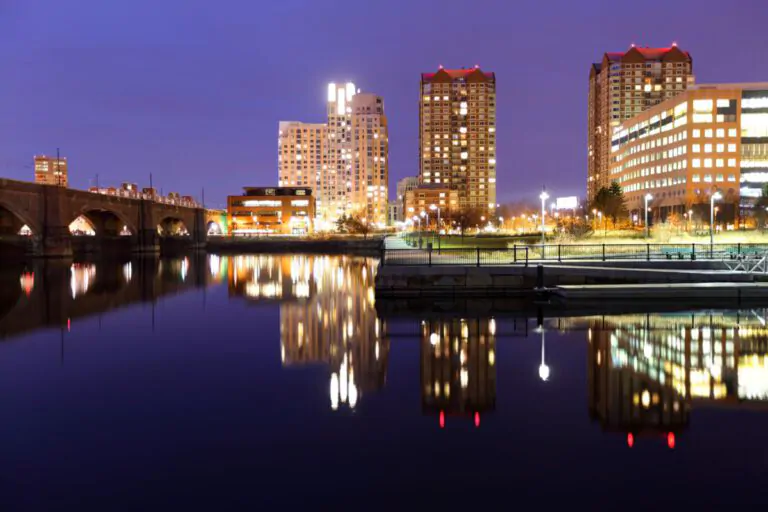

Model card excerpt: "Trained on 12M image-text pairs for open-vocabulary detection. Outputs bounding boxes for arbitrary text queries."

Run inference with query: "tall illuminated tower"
[588,44,694,202]
[278,82,388,224]
[419,66,496,216]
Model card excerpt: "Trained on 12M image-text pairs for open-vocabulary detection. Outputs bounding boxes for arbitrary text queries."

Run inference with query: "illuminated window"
[716,159,724,167]
[728,128,737,137]
[692,158,701,168]
[728,174,736,182]
[717,99,730,108]
[692,144,701,153]
[692,129,701,138]
[692,174,701,182]
[728,143,737,152]
[693,99,713,113]
[716,128,725,137]
[705,129,713,138]
[728,158,737,167]
[704,144,712,153]
[716,143,724,152]
[704,158,713,168]
[693,114,713,123]
[704,174,712,183]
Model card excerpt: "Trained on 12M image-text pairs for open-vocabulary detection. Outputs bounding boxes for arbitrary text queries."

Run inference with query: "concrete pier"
[374,262,756,298]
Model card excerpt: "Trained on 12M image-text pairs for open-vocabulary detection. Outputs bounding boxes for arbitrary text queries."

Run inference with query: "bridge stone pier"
[0,178,206,258]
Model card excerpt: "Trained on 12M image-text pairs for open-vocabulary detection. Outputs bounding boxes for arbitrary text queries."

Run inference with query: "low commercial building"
[609,82,768,223]
[396,176,419,222]
[404,184,459,222]
[227,187,315,235]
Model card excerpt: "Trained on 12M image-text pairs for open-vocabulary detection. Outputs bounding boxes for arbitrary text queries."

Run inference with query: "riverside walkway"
[381,241,768,267]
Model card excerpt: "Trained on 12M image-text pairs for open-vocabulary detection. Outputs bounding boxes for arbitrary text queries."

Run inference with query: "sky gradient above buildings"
[1,0,767,207]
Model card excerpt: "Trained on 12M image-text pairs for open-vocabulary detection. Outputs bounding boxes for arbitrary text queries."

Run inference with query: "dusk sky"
[1,0,767,208]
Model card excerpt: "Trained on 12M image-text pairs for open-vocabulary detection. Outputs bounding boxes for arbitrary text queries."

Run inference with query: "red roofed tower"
[587,45,694,202]
[419,67,497,217]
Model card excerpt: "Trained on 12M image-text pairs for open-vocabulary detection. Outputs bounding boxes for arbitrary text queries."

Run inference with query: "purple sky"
[1,0,767,208]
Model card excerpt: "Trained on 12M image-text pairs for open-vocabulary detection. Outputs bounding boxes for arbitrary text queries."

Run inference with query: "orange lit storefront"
[227,187,315,235]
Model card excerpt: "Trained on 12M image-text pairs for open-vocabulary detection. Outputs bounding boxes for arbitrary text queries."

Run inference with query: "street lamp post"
[539,188,549,247]
[429,204,441,251]
[598,211,604,237]
[710,191,722,246]
[420,211,429,248]
[413,215,421,247]
[644,193,653,239]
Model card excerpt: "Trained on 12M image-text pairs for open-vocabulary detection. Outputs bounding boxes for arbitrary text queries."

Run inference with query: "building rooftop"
[240,186,313,196]
[604,45,691,62]
[691,82,768,91]
[421,67,495,82]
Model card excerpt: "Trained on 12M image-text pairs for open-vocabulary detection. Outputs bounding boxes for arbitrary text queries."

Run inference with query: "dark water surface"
[2,254,768,508]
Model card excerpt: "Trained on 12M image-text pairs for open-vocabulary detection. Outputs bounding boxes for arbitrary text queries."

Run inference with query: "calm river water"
[1,254,768,508]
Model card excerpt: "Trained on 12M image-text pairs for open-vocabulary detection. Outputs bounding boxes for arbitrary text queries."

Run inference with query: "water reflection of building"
[227,254,387,411]
[228,254,315,301]
[586,312,768,446]
[421,318,496,426]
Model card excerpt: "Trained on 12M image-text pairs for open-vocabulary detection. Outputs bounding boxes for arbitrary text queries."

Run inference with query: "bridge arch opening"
[70,210,133,237]
[0,204,34,236]
[157,217,189,237]
[69,215,96,236]
[207,221,223,236]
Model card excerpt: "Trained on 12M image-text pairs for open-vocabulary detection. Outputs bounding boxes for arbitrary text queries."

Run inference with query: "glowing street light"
[430,203,441,250]
[539,188,549,246]
[644,193,653,238]
[710,191,722,245]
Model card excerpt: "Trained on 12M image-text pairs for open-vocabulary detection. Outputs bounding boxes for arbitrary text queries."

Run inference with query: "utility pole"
[56,147,61,187]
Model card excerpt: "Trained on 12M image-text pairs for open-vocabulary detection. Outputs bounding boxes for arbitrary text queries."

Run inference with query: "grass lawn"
[399,229,768,250]
[402,234,538,249]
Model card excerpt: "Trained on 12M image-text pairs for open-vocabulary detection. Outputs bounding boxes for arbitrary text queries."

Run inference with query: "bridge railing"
[382,243,768,266]
[86,188,201,208]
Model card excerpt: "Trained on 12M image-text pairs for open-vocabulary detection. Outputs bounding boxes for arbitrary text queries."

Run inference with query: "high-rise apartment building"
[34,154,68,187]
[588,45,694,203]
[278,83,388,226]
[349,92,388,223]
[278,121,327,205]
[608,83,768,224]
[419,67,496,216]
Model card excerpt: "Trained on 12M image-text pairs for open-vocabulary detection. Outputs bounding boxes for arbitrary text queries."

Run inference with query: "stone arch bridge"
[0,178,211,257]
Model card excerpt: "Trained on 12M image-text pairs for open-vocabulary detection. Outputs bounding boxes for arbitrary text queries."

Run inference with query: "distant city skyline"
[1,0,767,207]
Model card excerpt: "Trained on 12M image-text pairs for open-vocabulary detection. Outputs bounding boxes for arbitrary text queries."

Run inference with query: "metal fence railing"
[383,247,530,267]
[382,243,768,267]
